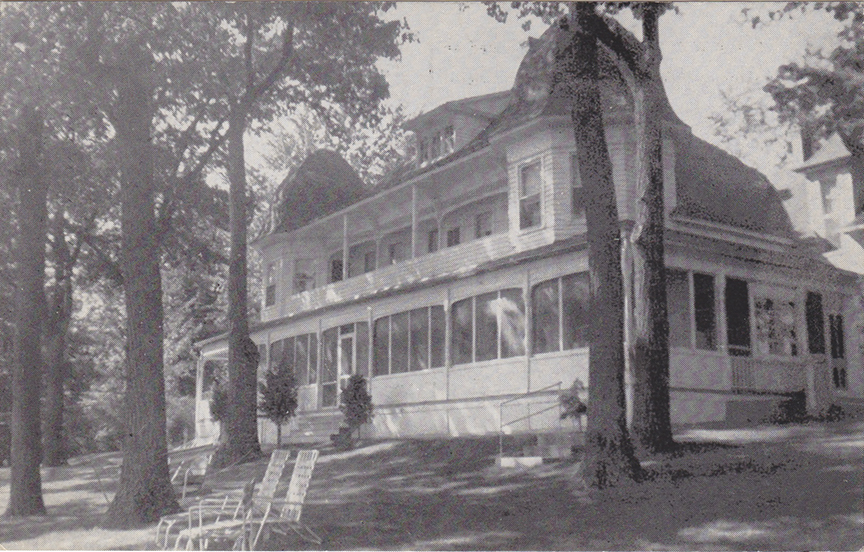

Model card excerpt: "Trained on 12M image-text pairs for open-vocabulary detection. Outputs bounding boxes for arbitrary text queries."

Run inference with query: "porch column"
[342,213,349,280]
[194,354,205,441]
[411,184,418,258]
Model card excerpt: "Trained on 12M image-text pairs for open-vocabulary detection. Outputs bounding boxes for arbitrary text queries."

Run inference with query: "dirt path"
[1,419,862,550]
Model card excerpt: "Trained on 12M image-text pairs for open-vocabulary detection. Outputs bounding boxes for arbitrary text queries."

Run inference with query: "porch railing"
[498,382,563,461]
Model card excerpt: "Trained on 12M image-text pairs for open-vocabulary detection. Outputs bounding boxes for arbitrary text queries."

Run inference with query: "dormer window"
[418,126,456,166]
[571,153,585,218]
[264,262,277,307]
[519,160,543,229]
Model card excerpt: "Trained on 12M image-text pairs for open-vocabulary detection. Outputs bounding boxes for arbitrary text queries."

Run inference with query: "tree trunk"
[628,6,675,454]
[211,104,261,469]
[104,45,178,527]
[43,310,70,467]
[5,104,48,517]
[276,422,282,448]
[43,216,74,467]
[563,6,641,488]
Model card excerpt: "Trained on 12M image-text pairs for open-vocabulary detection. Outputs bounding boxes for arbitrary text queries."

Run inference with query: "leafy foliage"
[258,369,299,428]
[339,374,374,432]
[209,382,230,425]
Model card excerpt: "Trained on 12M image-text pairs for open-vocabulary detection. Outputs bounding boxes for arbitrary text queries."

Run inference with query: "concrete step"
[499,431,584,467]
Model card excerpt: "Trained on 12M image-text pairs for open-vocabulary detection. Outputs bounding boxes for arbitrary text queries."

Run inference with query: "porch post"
[411,185,418,259]
[342,213,349,280]
[195,354,205,442]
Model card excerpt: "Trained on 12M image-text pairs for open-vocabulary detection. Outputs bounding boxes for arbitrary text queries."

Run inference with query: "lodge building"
[193,24,863,445]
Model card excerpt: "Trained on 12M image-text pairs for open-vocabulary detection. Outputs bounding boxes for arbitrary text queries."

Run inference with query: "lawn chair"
[184,449,320,551]
[172,451,214,500]
[156,449,291,550]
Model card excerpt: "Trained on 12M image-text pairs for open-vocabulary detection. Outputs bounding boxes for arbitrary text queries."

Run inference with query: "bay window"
[451,288,525,365]
[531,273,589,355]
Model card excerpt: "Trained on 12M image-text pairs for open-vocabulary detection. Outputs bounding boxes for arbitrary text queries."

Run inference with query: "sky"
[376,2,845,172]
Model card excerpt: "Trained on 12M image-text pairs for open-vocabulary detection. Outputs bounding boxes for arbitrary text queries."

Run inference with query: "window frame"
[570,153,585,218]
[264,262,277,307]
[519,159,543,230]
[372,305,446,376]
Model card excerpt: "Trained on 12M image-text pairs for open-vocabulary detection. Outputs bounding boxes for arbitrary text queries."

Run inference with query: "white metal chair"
[184,449,321,551]
[156,449,290,550]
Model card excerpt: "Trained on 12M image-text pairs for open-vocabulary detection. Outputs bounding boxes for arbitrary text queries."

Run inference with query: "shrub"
[560,379,587,420]
[258,369,298,447]
[334,374,373,449]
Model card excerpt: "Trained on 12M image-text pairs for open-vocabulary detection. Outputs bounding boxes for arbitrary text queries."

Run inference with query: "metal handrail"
[498,382,563,462]
[499,382,563,406]
[502,402,560,429]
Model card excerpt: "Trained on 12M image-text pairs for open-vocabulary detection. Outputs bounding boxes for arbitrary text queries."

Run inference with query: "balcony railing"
[269,233,522,321]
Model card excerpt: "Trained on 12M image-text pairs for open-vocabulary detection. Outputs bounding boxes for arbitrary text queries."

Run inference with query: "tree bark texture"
[562,6,641,488]
[104,45,179,527]
[5,105,48,517]
[628,6,675,454]
[43,215,74,467]
[212,105,261,469]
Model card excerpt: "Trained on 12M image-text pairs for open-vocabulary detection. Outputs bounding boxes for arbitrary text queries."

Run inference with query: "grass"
[0,417,862,550]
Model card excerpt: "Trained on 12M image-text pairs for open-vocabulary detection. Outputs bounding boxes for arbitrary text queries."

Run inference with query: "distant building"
[194,24,862,445]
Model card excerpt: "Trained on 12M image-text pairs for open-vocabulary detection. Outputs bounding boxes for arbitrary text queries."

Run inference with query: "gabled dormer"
[405,91,511,168]
[795,133,864,248]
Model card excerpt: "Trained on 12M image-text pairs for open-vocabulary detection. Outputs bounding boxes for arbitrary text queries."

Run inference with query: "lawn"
[1,417,862,550]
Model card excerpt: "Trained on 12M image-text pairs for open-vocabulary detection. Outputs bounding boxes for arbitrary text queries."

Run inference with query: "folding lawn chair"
[155,448,291,550]
[184,449,320,551]
[172,451,214,500]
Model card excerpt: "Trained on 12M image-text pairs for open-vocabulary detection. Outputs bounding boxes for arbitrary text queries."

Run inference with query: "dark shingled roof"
[669,126,797,238]
[271,150,365,234]
[272,19,797,241]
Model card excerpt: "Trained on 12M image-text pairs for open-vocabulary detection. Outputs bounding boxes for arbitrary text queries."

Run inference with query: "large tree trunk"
[562,6,641,488]
[5,105,48,516]
[628,6,675,454]
[43,215,74,467]
[211,104,261,469]
[42,305,70,467]
[104,45,179,527]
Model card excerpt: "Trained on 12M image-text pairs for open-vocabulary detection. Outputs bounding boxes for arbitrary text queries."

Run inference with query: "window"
[830,314,847,389]
[519,161,542,229]
[442,126,455,155]
[269,333,317,387]
[418,137,428,164]
[571,153,585,218]
[363,251,376,273]
[330,257,344,283]
[829,314,845,359]
[418,127,455,165]
[388,242,405,264]
[693,273,717,350]
[451,289,525,364]
[427,229,439,253]
[754,296,798,357]
[293,259,315,294]
[725,278,751,356]
[806,292,826,354]
[531,273,589,355]
[373,306,445,376]
[446,227,461,247]
[475,212,493,238]
[264,263,277,307]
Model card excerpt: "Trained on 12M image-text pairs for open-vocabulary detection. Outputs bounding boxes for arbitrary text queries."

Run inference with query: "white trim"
[668,216,795,249]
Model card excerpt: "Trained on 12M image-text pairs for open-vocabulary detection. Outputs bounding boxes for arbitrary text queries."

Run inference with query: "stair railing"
[498,382,563,462]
